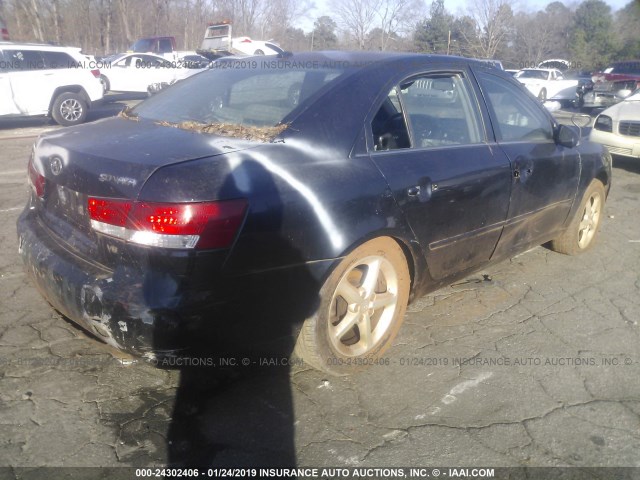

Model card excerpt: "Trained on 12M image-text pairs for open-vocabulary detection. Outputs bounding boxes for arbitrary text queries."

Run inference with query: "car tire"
[538,88,547,101]
[100,74,110,93]
[51,92,88,126]
[294,237,410,375]
[254,49,265,55]
[549,179,605,255]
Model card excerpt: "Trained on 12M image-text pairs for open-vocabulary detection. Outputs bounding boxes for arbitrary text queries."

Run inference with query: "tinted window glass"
[401,73,482,148]
[41,51,74,69]
[158,38,173,53]
[134,64,347,127]
[477,72,553,142]
[371,87,410,151]
[3,50,45,71]
[371,72,482,151]
[612,62,640,74]
[132,39,154,52]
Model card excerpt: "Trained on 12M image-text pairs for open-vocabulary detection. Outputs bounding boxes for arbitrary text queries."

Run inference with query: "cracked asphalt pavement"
[0,115,639,473]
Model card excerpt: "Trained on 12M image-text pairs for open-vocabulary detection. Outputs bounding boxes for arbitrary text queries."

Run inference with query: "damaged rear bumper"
[17,207,206,357]
[17,206,329,360]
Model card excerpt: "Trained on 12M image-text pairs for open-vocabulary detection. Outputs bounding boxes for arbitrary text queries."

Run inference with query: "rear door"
[369,70,512,281]
[473,70,580,257]
[2,49,52,115]
[0,50,21,115]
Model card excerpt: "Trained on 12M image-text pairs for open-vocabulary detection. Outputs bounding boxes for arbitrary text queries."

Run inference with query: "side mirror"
[555,124,580,148]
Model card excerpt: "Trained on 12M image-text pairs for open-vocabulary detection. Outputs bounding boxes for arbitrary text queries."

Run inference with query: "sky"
[292,0,634,32]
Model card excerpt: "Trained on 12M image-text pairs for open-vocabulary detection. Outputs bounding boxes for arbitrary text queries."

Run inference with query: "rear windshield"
[133,61,347,127]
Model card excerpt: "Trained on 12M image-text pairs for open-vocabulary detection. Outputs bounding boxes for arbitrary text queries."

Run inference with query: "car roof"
[0,41,82,52]
[249,50,487,68]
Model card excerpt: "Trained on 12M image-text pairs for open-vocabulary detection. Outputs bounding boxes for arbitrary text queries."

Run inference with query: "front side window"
[371,72,482,151]
[477,72,553,142]
[41,51,74,69]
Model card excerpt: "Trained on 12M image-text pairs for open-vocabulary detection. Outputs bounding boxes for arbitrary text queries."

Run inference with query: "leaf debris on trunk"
[155,120,288,142]
[119,106,139,121]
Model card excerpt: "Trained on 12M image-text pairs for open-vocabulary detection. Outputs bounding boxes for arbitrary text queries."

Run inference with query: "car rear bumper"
[17,206,330,360]
[583,92,623,108]
[17,206,194,357]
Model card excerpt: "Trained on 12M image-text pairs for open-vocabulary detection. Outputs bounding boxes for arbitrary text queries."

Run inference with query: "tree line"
[1,0,638,70]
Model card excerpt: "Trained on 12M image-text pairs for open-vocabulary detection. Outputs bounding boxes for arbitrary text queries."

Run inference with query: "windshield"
[133,61,347,128]
[516,70,549,80]
[611,62,640,74]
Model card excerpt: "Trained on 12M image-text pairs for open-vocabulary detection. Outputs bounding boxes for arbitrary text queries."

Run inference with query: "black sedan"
[17,52,611,374]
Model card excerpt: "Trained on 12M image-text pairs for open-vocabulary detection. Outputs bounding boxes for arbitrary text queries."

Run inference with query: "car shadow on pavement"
[154,158,321,468]
[611,155,640,175]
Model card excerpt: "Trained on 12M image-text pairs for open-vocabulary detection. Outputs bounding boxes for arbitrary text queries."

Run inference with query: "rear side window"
[3,50,45,71]
[476,72,553,142]
[134,64,346,127]
[371,72,482,151]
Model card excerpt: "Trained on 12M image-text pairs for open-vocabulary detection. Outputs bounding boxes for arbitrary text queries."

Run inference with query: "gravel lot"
[0,106,638,476]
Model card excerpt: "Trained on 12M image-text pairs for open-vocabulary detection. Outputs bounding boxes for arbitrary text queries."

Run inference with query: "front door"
[474,71,581,257]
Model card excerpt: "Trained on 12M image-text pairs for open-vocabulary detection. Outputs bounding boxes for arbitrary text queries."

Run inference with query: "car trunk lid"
[30,117,257,264]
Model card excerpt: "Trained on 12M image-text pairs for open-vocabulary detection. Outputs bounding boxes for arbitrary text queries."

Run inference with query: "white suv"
[0,43,104,126]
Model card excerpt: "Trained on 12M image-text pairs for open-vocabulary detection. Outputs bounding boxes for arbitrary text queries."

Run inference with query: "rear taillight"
[90,69,100,78]
[28,159,46,198]
[88,198,247,249]
[1,29,9,41]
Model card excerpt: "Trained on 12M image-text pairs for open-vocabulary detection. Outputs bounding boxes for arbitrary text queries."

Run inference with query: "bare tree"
[117,0,133,46]
[461,0,513,59]
[376,0,423,50]
[330,0,377,49]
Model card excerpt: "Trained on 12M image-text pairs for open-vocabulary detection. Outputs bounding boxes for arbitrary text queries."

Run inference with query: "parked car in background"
[147,54,212,94]
[590,88,640,159]
[17,52,611,374]
[128,36,199,62]
[0,43,103,126]
[130,36,176,56]
[566,70,595,109]
[583,61,640,110]
[100,52,206,93]
[0,16,9,40]
[198,21,283,59]
[514,68,579,104]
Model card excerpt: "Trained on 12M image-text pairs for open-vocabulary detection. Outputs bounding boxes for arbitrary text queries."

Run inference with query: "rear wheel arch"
[48,85,90,115]
[332,233,417,295]
[294,234,413,374]
[596,169,610,195]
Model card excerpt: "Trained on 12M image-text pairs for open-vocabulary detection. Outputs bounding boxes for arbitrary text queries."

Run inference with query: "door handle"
[407,186,421,197]
[406,178,435,202]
